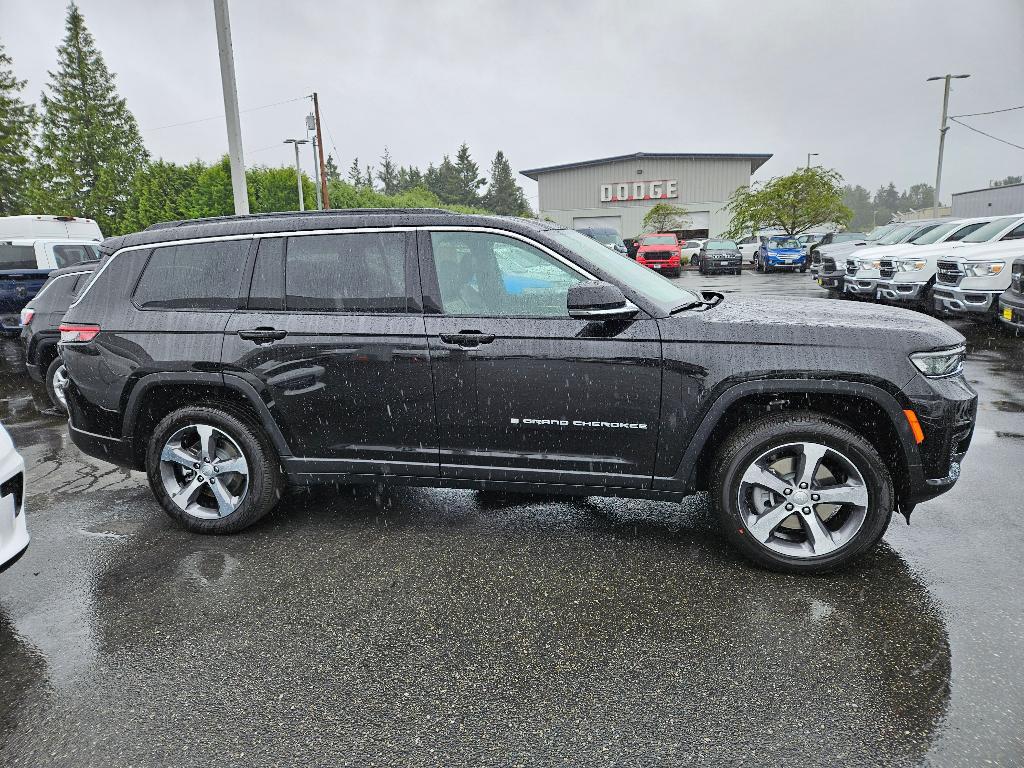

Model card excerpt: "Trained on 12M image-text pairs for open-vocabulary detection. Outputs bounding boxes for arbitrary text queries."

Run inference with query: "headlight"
[962,261,1005,277]
[910,345,966,377]
[860,258,882,270]
[896,259,927,272]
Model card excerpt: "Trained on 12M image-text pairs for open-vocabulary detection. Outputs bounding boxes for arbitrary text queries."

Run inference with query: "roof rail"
[144,208,455,231]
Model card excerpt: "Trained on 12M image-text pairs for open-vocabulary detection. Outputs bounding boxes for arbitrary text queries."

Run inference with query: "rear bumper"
[932,286,1001,315]
[876,280,929,302]
[68,422,136,470]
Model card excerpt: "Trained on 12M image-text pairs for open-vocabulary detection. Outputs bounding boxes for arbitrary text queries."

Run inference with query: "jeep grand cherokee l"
[59,210,977,574]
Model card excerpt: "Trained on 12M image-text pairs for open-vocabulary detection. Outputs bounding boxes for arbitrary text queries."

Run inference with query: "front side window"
[53,243,99,267]
[430,231,584,317]
[134,240,249,310]
[286,232,408,313]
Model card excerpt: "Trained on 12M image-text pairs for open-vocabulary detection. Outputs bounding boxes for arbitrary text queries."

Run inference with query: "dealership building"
[520,151,773,239]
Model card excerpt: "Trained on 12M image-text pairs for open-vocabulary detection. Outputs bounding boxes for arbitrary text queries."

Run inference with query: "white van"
[0,215,103,242]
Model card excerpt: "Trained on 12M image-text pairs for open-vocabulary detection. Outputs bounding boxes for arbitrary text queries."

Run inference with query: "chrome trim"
[568,300,640,317]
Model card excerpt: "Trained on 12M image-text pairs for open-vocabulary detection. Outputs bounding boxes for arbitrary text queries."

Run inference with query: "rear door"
[419,228,662,489]
[222,231,437,477]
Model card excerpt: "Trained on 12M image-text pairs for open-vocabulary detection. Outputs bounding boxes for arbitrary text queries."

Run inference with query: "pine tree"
[426,155,463,205]
[377,147,398,195]
[482,150,530,216]
[324,153,341,182]
[453,142,484,207]
[363,163,375,191]
[347,157,362,186]
[0,39,38,215]
[28,3,147,235]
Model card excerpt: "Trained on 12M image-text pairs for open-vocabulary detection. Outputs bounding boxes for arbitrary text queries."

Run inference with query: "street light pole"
[212,0,248,215]
[927,73,970,218]
[806,152,819,169]
[283,139,309,211]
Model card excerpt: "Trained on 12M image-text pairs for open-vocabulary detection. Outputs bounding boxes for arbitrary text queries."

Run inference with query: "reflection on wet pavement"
[0,275,1022,766]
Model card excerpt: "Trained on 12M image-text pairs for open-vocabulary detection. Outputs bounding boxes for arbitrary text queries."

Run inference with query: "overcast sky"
[4,0,1023,207]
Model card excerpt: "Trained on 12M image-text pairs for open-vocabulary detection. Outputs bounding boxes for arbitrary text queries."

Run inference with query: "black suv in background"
[20,261,99,410]
[59,210,977,574]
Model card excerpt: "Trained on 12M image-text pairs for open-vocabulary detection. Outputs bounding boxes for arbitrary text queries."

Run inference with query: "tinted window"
[286,232,408,312]
[1002,223,1024,241]
[945,222,985,242]
[52,243,99,267]
[0,244,37,270]
[249,237,285,310]
[134,240,249,310]
[34,273,77,307]
[431,231,584,317]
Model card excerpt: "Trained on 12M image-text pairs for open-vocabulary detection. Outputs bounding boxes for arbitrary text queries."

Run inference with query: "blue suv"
[755,236,808,273]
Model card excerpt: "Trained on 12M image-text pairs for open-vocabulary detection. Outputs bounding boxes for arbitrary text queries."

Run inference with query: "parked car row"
[811,213,1024,331]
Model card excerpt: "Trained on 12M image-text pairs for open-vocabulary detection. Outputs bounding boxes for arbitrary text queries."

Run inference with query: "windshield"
[962,216,1019,243]
[641,235,678,246]
[876,224,920,245]
[580,228,623,247]
[911,221,961,245]
[706,240,738,250]
[769,238,800,249]
[834,232,867,242]
[548,229,699,310]
[865,224,898,241]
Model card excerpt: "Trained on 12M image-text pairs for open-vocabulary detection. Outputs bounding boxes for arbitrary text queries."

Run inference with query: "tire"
[710,411,893,574]
[146,405,283,534]
[800,267,808,273]
[45,356,69,412]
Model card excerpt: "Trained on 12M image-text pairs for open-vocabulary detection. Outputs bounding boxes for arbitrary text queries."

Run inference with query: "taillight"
[19,308,34,327]
[59,323,100,342]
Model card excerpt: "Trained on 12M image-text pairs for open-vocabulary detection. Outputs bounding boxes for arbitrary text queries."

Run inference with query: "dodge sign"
[600,180,678,202]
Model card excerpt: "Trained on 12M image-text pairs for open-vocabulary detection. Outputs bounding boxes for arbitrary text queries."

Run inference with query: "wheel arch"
[668,378,922,504]
[123,373,292,470]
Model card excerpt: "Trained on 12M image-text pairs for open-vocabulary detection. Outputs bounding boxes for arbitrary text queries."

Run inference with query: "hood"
[818,240,870,258]
[942,239,1024,262]
[664,295,964,353]
[852,243,916,260]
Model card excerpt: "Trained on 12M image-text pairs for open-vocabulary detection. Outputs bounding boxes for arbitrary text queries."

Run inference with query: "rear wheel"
[146,406,282,533]
[45,357,69,412]
[710,412,893,574]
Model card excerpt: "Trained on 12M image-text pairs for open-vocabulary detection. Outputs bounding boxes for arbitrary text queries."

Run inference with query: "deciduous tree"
[642,202,691,233]
[725,167,851,238]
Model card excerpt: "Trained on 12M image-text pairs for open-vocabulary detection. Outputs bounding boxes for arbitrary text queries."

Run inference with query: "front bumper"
[843,277,879,296]
[932,286,1002,315]
[764,257,805,270]
[815,272,845,291]
[702,260,741,273]
[998,290,1024,331]
[0,452,29,573]
[876,280,930,302]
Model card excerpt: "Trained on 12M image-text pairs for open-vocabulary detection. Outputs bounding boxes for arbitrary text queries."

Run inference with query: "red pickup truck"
[635,233,682,277]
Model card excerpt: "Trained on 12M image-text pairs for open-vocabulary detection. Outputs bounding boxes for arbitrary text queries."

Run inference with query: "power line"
[949,116,1024,151]
[950,104,1024,118]
[142,95,308,132]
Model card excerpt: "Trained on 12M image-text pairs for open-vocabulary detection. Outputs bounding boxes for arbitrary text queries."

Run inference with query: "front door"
[222,231,437,477]
[419,229,662,489]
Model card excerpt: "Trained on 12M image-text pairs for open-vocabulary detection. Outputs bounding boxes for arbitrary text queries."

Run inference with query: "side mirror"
[567,281,638,321]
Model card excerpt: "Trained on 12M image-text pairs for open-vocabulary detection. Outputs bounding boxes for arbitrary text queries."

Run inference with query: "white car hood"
[937,238,1024,262]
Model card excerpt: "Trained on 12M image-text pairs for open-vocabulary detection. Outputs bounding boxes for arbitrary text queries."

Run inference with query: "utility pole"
[212,0,249,215]
[806,152,819,169]
[312,92,330,209]
[307,114,323,210]
[284,139,309,211]
[927,73,970,218]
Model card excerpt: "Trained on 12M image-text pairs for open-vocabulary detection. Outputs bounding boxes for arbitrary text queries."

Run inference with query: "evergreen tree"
[324,153,341,182]
[377,147,399,195]
[481,150,530,216]
[120,159,204,232]
[28,3,147,235]
[426,155,463,205]
[453,142,485,207]
[363,163,375,191]
[347,157,362,186]
[0,40,38,215]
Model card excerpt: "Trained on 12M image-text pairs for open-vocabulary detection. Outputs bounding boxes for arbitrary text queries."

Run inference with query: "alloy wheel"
[51,364,69,409]
[158,423,249,519]
[736,441,869,558]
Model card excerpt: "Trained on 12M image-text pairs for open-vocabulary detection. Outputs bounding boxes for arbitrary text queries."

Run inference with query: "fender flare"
[661,377,923,491]
[121,372,292,458]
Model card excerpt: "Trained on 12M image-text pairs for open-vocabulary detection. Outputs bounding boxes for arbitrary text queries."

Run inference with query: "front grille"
[879,260,895,279]
[811,253,822,266]
[1012,261,1024,294]
[644,251,674,260]
[822,258,837,273]
[936,260,963,286]
[845,260,858,277]
[1,471,23,517]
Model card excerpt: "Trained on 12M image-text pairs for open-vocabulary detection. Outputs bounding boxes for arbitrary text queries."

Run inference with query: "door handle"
[237,327,288,344]
[439,331,496,347]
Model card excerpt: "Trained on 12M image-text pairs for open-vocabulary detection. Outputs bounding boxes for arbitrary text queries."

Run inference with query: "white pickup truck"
[932,235,1024,317]
[876,214,1024,306]
[841,220,949,297]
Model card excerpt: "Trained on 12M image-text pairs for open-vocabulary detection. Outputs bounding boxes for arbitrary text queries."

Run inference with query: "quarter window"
[430,231,584,317]
[285,232,408,312]
[134,240,249,310]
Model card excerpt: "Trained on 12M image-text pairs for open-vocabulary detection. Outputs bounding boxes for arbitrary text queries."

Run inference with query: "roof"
[101,210,558,254]
[952,181,1024,197]
[519,152,774,179]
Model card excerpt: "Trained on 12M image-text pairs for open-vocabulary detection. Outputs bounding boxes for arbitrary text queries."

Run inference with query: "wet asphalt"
[0,270,1021,767]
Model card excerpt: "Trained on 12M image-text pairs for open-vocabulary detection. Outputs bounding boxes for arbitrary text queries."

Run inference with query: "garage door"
[683,211,710,230]
[572,216,622,233]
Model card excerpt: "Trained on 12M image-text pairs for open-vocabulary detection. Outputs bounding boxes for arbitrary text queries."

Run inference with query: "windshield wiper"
[670,291,724,314]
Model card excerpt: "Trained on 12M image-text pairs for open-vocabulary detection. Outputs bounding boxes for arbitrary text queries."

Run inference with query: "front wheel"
[710,412,893,574]
[146,405,283,533]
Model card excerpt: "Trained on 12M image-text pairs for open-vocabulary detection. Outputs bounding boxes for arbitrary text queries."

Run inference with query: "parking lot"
[0,271,1021,767]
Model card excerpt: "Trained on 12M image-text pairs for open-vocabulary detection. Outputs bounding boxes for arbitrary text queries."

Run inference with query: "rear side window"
[37,273,78,306]
[52,243,99,267]
[285,233,408,313]
[0,244,37,270]
[134,240,249,310]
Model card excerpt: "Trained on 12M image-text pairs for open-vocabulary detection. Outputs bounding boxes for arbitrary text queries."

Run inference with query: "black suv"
[59,210,978,573]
